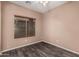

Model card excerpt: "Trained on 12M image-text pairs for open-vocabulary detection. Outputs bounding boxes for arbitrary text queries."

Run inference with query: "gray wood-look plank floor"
[0,42,79,57]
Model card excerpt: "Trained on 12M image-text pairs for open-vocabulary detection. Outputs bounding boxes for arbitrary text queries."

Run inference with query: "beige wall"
[43,2,79,53]
[0,2,1,51]
[1,1,79,53]
[2,2,43,50]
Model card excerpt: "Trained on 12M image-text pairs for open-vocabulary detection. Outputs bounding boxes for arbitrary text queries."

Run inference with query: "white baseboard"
[1,40,79,55]
[1,40,42,53]
[43,40,79,55]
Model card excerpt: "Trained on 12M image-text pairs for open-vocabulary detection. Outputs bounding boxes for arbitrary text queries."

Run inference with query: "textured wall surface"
[43,2,79,53]
[2,2,43,50]
[0,2,1,51]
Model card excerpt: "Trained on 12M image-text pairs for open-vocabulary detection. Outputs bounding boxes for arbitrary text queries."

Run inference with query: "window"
[14,15,35,38]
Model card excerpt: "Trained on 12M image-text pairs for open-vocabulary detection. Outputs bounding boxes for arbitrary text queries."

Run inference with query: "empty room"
[0,1,79,57]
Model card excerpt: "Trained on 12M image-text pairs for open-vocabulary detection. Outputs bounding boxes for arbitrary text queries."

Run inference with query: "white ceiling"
[10,1,68,13]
